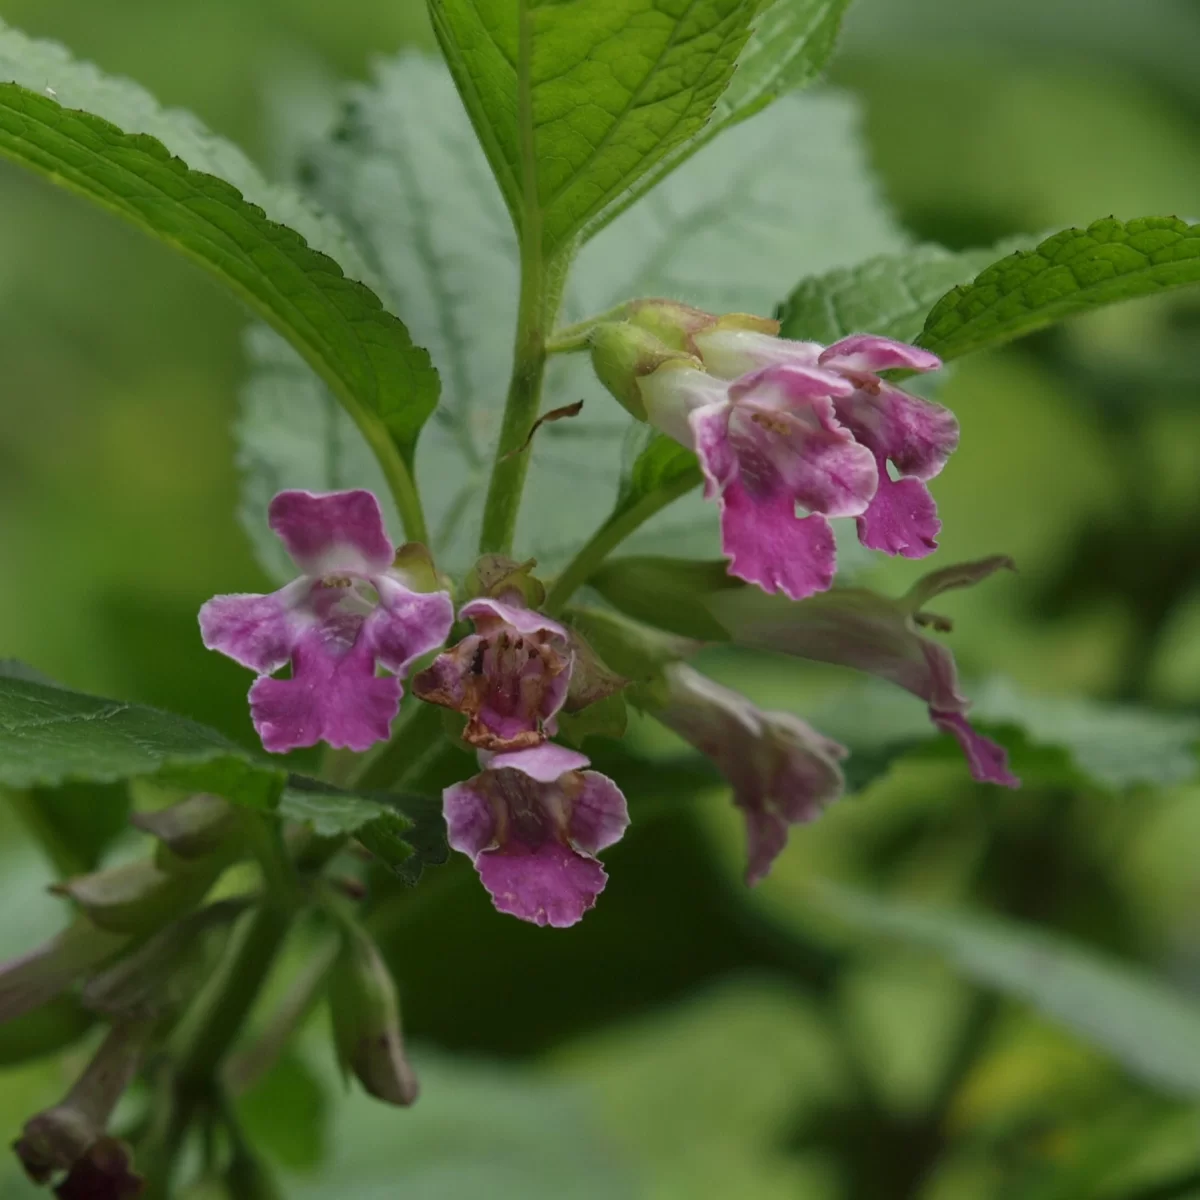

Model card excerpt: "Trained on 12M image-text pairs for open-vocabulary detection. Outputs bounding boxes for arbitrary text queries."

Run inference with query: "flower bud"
[53,1137,142,1200]
[328,925,418,1107]
[588,321,695,420]
[0,920,128,1025]
[622,298,779,352]
[463,554,546,608]
[52,854,228,937]
[13,1020,150,1184]
[130,794,236,862]
[82,900,247,1020]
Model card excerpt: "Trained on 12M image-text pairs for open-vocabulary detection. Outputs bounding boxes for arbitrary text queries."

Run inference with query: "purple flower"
[413,598,573,751]
[200,490,454,753]
[444,744,629,927]
[693,329,959,560]
[655,664,846,884]
[711,555,1020,787]
[639,360,878,600]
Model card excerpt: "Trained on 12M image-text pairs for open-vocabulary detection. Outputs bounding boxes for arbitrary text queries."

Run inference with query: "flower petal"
[367,577,454,675]
[413,604,573,751]
[820,334,941,375]
[488,743,590,782]
[719,477,838,600]
[475,840,608,928]
[932,710,1020,787]
[727,362,854,405]
[728,369,877,518]
[566,771,629,855]
[268,490,395,577]
[855,466,941,559]
[443,779,498,859]
[694,328,823,379]
[460,597,568,643]
[689,402,737,497]
[640,363,729,447]
[835,383,959,481]
[198,581,307,674]
[742,807,789,888]
[249,634,400,753]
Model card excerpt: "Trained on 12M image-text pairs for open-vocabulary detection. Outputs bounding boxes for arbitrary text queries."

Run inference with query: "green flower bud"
[52,853,229,937]
[587,321,694,421]
[0,919,128,1025]
[130,794,236,862]
[328,925,418,1107]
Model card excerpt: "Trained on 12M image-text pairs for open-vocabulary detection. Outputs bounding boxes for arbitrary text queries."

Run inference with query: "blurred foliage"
[3,0,1200,1198]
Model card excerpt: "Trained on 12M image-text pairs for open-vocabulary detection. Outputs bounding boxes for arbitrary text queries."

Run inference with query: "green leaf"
[279,780,448,883]
[281,1048,638,1198]
[0,673,285,809]
[719,0,852,124]
[428,0,759,255]
[246,56,903,580]
[0,19,377,283]
[816,677,1200,795]
[815,882,1200,1099]
[586,0,856,233]
[557,693,629,748]
[778,238,1035,346]
[237,1051,329,1171]
[0,25,438,466]
[615,429,703,518]
[919,217,1200,360]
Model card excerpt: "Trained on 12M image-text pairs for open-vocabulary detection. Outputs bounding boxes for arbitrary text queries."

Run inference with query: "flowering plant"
[2,2,1200,1197]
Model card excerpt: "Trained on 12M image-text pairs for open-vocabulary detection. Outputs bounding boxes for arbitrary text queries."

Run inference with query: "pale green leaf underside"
[0,83,438,462]
[817,883,1200,1099]
[243,55,903,581]
[778,238,1036,346]
[428,0,759,253]
[920,216,1200,360]
[0,675,284,809]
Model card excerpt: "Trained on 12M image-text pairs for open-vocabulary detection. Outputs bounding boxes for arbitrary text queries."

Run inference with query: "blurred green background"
[3,0,1200,1197]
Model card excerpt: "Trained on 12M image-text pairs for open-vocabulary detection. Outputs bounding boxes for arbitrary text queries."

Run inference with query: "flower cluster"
[595,306,959,600]
[201,309,1016,928]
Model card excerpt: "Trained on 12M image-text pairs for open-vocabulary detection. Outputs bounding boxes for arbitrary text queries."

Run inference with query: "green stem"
[172,900,293,1095]
[350,406,429,544]
[543,471,701,615]
[354,701,447,791]
[477,3,569,555]
[544,302,628,355]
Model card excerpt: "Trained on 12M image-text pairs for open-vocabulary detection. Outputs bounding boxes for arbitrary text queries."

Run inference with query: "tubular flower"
[413,598,573,751]
[654,664,846,884]
[199,490,454,753]
[638,359,878,601]
[710,556,1020,787]
[693,329,959,560]
[444,744,629,928]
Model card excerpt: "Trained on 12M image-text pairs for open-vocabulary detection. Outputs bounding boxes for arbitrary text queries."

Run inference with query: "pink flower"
[199,490,454,753]
[655,664,846,884]
[444,744,629,927]
[413,598,573,751]
[693,329,959,561]
[639,360,878,601]
[711,556,1020,787]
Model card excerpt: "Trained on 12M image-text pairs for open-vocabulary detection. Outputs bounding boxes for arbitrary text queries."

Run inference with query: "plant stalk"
[543,471,701,615]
